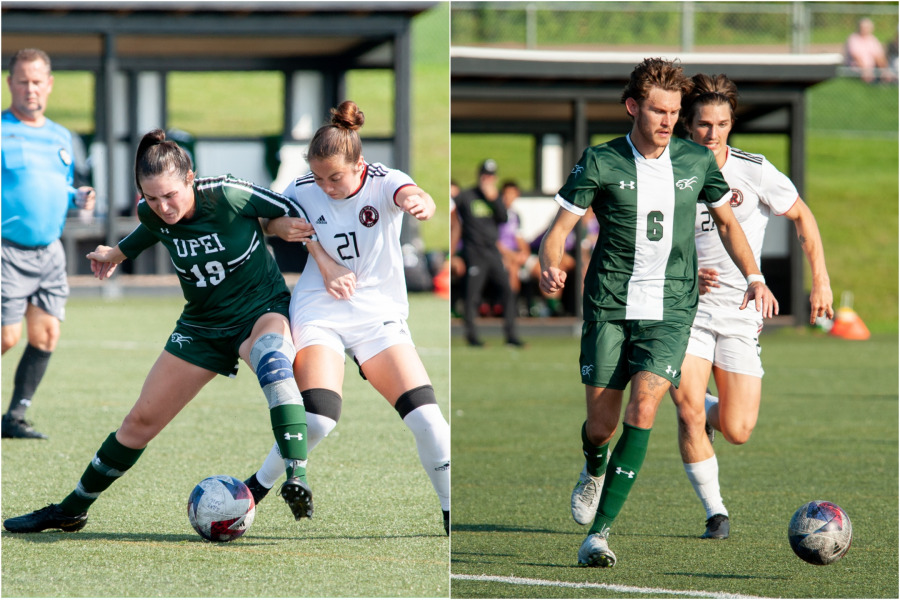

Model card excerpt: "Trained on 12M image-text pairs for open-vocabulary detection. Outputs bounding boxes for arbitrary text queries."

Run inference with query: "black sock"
[7,345,52,420]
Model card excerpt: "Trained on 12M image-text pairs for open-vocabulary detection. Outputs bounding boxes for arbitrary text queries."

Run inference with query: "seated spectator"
[845,18,894,83]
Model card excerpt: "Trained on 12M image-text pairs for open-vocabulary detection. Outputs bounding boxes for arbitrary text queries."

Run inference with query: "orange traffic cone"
[433,262,450,299]
[829,292,870,340]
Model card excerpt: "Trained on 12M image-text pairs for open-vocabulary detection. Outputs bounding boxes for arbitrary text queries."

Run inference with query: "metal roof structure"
[2,1,435,273]
[451,46,843,321]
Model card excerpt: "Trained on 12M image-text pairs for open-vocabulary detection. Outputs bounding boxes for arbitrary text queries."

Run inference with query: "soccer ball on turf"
[788,500,852,565]
[187,475,256,542]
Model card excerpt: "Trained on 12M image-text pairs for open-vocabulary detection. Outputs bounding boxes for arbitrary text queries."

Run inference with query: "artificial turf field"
[450,330,898,599]
[1,293,450,598]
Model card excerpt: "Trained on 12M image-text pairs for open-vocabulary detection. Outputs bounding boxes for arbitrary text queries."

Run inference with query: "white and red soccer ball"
[187,475,255,542]
[788,500,852,565]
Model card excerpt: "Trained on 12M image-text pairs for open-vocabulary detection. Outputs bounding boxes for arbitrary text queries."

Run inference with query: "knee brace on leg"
[250,333,299,409]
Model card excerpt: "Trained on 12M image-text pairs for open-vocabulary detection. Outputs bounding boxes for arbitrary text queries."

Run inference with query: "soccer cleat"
[3,504,88,533]
[279,477,314,520]
[466,336,485,348]
[1,415,48,439]
[443,509,449,535]
[571,462,604,525]
[577,532,617,567]
[505,337,526,348]
[705,419,715,445]
[244,473,271,505]
[701,514,730,539]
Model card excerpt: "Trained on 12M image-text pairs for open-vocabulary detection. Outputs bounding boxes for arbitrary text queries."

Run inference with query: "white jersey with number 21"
[282,162,416,327]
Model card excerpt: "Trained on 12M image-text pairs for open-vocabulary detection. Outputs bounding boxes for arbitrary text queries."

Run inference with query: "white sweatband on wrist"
[746,274,766,286]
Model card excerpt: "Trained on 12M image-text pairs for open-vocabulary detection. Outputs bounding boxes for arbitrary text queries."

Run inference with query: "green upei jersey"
[118,174,311,330]
[557,135,730,324]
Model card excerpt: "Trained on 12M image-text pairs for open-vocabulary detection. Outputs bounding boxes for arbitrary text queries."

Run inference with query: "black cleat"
[466,337,485,347]
[443,510,449,536]
[3,504,88,533]
[244,473,271,505]
[1,415,48,439]
[705,419,715,445]
[701,514,730,539]
[279,477,314,520]
[505,337,526,348]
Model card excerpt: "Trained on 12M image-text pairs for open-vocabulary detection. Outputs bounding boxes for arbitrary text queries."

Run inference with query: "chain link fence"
[452,1,898,135]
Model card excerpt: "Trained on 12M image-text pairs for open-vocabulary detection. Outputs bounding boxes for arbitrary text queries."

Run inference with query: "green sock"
[59,432,145,516]
[581,421,609,477]
[589,422,651,536]
[270,403,308,482]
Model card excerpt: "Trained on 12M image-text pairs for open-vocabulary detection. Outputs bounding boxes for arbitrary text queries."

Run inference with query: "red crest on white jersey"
[729,188,744,208]
[359,205,379,227]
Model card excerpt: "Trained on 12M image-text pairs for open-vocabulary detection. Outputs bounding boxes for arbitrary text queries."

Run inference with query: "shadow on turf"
[452,523,561,534]
[3,530,445,544]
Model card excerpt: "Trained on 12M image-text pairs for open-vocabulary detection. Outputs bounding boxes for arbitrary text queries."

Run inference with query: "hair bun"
[330,100,365,131]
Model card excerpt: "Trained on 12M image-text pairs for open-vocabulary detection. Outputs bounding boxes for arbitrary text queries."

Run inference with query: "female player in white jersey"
[670,74,833,539]
[244,101,451,534]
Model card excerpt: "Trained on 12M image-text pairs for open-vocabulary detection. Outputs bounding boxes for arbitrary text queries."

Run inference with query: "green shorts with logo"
[579,319,692,390]
[164,300,291,377]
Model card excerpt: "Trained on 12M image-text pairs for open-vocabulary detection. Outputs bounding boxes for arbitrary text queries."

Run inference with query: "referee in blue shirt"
[2,48,96,439]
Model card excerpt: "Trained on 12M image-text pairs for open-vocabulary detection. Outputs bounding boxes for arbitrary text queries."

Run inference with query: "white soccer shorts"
[293,318,415,366]
[685,305,765,378]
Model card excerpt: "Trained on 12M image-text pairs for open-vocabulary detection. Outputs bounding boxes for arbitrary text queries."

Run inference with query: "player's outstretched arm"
[538,207,581,296]
[709,203,779,318]
[783,197,833,324]
[396,186,436,221]
[86,245,127,280]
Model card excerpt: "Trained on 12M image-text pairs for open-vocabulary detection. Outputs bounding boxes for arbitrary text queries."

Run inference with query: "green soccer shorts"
[164,301,291,377]
[579,319,692,390]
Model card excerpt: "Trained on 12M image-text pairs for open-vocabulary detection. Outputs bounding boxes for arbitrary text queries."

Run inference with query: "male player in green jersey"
[538,58,778,567]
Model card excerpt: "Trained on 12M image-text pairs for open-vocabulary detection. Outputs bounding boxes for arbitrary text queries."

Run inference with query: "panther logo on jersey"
[729,188,744,208]
[359,205,379,228]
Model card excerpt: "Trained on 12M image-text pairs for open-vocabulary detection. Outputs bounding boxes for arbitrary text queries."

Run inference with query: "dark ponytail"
[134,128,193,194]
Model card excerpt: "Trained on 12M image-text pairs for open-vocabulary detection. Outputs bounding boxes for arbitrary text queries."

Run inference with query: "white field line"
[451,573,778,599]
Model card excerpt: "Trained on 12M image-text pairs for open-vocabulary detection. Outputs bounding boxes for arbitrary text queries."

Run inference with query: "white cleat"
[571,462,604,525]
[577,532,617,568]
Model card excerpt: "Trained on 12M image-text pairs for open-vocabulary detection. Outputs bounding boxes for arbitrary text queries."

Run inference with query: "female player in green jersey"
[4,128,342,533]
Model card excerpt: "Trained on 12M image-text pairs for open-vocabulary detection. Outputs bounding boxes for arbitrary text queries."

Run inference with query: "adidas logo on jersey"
[316,215,328,224]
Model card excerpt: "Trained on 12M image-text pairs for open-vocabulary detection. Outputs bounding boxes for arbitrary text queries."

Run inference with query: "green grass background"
[1,294,450,598]
[450,331,898,599]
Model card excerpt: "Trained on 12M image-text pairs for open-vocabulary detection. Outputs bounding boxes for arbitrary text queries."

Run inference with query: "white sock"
[255,412,337,489]
[683,455,728,519]
[402,404,450,511]
[705,392,719,415]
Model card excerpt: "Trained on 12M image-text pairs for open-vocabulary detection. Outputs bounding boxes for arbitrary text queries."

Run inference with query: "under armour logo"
[160,227,170,234]
[284,433,304,441]
[316,215,327,224]
[615,467,635,478]
[676,176,698,190]
[170,333,193,348]
[666,365,678,377]
[571,164,585,176]
[619,180,635,189]
[581,365,594,377]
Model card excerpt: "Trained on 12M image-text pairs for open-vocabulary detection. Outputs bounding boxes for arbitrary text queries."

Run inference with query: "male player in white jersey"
[539,58,778,567]
[670,73,832,539]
